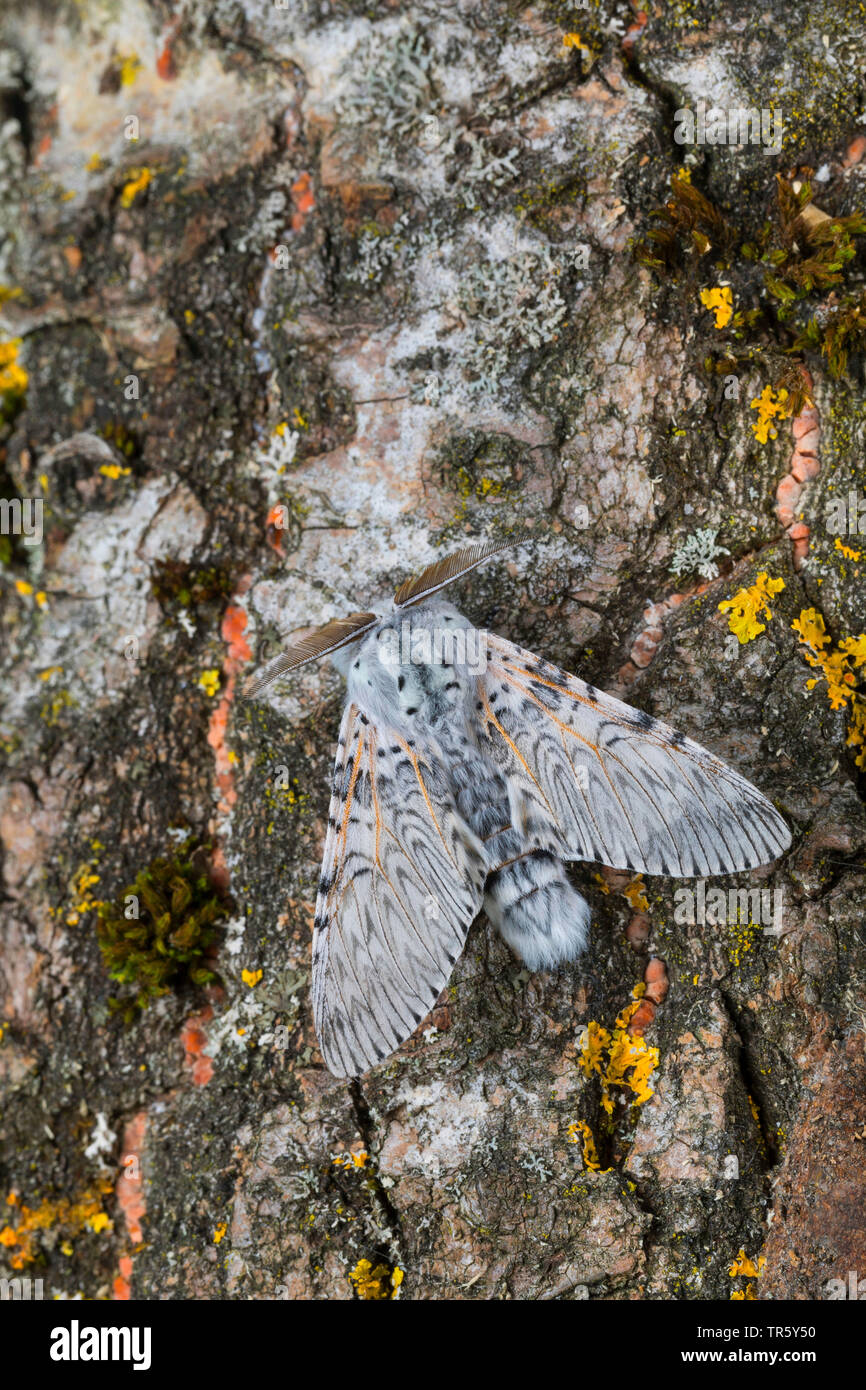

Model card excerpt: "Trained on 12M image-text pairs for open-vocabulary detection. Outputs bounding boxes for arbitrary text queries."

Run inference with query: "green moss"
[634,173,734,275]
[151,558,234,611]
[635,172,866,395]
[795,290,866,379]
[99,420,141,459]
[96,840,227,1022]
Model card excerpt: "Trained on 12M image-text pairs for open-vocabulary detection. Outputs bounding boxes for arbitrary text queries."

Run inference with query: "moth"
[245,537,790,1078]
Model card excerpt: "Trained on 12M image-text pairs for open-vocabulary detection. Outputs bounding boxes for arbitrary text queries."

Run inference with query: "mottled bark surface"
[1,0,865,1301]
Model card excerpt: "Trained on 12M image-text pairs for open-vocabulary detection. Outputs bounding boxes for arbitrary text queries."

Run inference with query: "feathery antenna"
[242,612,378,698]
[393,533,533,609]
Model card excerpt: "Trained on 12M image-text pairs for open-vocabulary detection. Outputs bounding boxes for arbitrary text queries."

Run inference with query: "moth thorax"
[373,610,487,680]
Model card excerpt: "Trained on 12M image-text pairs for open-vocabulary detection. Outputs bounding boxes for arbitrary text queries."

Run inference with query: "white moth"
[244,538,790,1078]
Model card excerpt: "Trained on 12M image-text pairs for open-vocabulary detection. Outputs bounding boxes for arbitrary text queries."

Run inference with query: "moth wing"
[480,634,790,877]
[312,702,487,1077]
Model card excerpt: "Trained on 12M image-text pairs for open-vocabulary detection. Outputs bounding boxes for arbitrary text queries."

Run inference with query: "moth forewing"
[311,699,487,1077]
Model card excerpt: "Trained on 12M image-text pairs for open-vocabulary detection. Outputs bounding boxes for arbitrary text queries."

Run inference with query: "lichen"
[729,1249,766,1299]
[119,167,152,209]
[0,337,27,404]
[198,669,221,698]
[670,526,730,581]
[459,243,568,395]
[348,1257,404,1300]
[792,609,866,768]
[578,989,660,1118]
[0,1183,114,1269]
[749,385,790,444]
[567,1120,610,1174]
[718,573,785,645]
[700,286,733,329]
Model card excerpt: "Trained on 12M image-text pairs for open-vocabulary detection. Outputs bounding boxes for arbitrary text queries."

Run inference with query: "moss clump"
[795,290,866,379]
[151,557,234,611]
[742,177,866,306]
[637,173,866,298]
[96,841,226,1022]
[635,171,866,397]
[634,173,734,275]
[99,419,140,459]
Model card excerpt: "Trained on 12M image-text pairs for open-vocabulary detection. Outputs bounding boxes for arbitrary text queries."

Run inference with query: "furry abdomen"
[483,849,590,970]
[442,727,589,970]
[343,599,589,970]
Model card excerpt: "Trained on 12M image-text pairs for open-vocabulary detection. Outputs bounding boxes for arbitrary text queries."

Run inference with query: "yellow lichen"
[241,968,262,988]
[578,988,659,1117]
[119,167,152,209]
[623,874,649,912]
[40,688,75,725]
[577,1019,610,1078]
[65,864,103,927]
[726,918,761,968]
[348,1258,403,1300]
[792,610,866,767]
[0,1183,113,1269]
[834,537,862,561]
[562,32,592,55]
[567,1120,611,1173]
[118,53,141,87]
[332,1149,369,1169]
[198,669,221,698]
[846,698,866,771]
[793,608,858,709]
[99,463,131,479]
[729,1249,766,1278]
[749,384,790,443]
[699,285,733,328]
[213,1223,227,1244]
[718,572,785,644]
[0,338,27,397]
